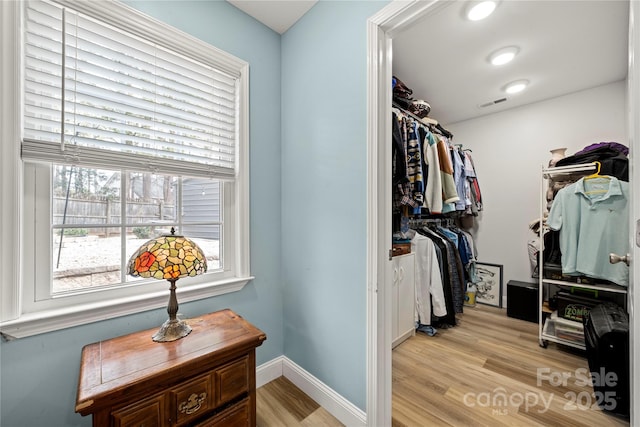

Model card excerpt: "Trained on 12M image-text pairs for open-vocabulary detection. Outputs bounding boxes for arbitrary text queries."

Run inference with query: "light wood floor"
[257,305,629,426]
[392,305,630,426]
[257,376,344,426]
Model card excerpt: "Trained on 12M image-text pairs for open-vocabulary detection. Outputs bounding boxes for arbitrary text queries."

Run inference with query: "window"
[0,0,251,338]
[42,167,222,295]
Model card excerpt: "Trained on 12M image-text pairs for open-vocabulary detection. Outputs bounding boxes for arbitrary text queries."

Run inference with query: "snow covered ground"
[53,234,220,292]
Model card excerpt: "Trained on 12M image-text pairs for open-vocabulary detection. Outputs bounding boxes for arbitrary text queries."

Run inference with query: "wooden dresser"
[75,309,266,427]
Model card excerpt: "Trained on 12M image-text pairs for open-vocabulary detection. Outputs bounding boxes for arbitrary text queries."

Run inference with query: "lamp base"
[152,318,192,342]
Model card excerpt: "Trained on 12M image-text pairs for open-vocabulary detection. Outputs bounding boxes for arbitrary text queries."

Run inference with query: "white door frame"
[365,1,448,425]
[628,1,639,424]
[366,1,639,425]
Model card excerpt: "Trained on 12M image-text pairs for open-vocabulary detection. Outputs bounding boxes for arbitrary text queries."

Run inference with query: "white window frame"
[0,0,252,340]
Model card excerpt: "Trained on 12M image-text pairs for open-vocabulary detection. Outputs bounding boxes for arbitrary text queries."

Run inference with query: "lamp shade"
[128,229,207,280]
[127,228,208,342]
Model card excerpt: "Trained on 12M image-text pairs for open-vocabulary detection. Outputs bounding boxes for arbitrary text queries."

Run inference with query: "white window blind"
[23,0,239,179]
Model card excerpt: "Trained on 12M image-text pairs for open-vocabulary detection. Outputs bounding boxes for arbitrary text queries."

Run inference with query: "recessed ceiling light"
[489,46,519,66]
[467,1,498,21]
[504,80,529,94]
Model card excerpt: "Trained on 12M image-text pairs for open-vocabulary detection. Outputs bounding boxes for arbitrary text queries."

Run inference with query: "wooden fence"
[53,196,175,233]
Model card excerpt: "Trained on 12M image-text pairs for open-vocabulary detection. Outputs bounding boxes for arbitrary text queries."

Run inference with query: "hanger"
[434,123,453,139]
[583,161,609,180]
[583,161,610,195]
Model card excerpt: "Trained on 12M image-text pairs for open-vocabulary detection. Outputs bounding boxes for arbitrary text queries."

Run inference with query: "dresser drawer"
[196,397,250,427]
[171,373,213,426]
[214,356,249,406]
[111,393,167,427]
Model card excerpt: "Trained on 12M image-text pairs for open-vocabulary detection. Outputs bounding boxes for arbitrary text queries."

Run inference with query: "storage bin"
[557,291,599,323]
[506,280,538,323]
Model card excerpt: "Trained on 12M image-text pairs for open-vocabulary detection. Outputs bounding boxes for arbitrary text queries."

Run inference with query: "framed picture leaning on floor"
[475,262,503,308]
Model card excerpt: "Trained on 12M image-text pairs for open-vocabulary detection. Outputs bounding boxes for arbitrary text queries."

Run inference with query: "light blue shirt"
[547,177,629,287]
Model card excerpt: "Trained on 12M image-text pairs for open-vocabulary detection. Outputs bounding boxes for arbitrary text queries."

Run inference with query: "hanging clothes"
[456,228,480,284]
[417,226,463,320]
[410,231,447,326]
[451,146,467,212]
[406,122,425,213]
[431,226,466,314]
[391,106,483,225]
[419,228,457,326]
[391,112,409,187]
[465,151,482,214]
[547,176,629,287]
[392,113,417,212]
[435,135,459,211]
[422,131,443,214]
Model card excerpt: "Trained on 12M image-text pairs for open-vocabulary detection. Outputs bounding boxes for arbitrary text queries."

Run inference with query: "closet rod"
[392,102,454,139]
[542,162,597,176]
[408,217,454,228]
[393,101,438,125]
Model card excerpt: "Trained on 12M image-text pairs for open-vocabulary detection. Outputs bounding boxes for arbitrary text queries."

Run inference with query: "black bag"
[543,230,561,265]
[583,303,629,416]
[392,75,413,99]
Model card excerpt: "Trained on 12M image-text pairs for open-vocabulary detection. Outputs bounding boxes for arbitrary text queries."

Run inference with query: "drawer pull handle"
[178,392,207,415]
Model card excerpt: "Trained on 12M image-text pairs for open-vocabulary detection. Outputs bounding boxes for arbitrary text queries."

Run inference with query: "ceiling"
[229,0,629,125]
[227,0,317,34]
[393,1,629,125]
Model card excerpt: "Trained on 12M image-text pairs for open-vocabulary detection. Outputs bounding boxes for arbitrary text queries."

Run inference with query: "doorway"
[365,1,640,426]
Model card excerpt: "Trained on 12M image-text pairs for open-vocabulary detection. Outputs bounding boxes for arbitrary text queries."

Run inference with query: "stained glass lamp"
[128,227,207,342]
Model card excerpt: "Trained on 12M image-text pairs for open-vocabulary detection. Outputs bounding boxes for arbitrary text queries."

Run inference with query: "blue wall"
[0,2,282,426]
[1,0,395,423]
[280,0,387,412]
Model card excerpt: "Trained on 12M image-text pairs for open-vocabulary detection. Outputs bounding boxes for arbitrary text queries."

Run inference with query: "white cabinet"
[392,253,415,348]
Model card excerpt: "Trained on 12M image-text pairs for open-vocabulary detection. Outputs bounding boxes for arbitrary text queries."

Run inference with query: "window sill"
[0,276,254,340]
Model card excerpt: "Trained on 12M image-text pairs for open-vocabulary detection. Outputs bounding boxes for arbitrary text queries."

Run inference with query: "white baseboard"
[256,355,284,388]
[256,356,366,427]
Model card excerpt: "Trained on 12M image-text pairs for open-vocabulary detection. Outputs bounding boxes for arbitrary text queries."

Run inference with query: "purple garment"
[575,142,628,156]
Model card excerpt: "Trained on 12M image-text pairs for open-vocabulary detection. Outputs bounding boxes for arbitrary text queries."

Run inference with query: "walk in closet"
[390,79,483,343]
[383,0,634,425]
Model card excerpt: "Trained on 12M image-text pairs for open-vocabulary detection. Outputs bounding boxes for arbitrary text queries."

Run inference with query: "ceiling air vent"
[479,97,508,108]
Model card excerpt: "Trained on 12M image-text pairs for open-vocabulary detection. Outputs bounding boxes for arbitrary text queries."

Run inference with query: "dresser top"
[75,309,266,414]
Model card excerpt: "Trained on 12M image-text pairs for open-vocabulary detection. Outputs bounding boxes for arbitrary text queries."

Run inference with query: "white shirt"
[411,232,448,325]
